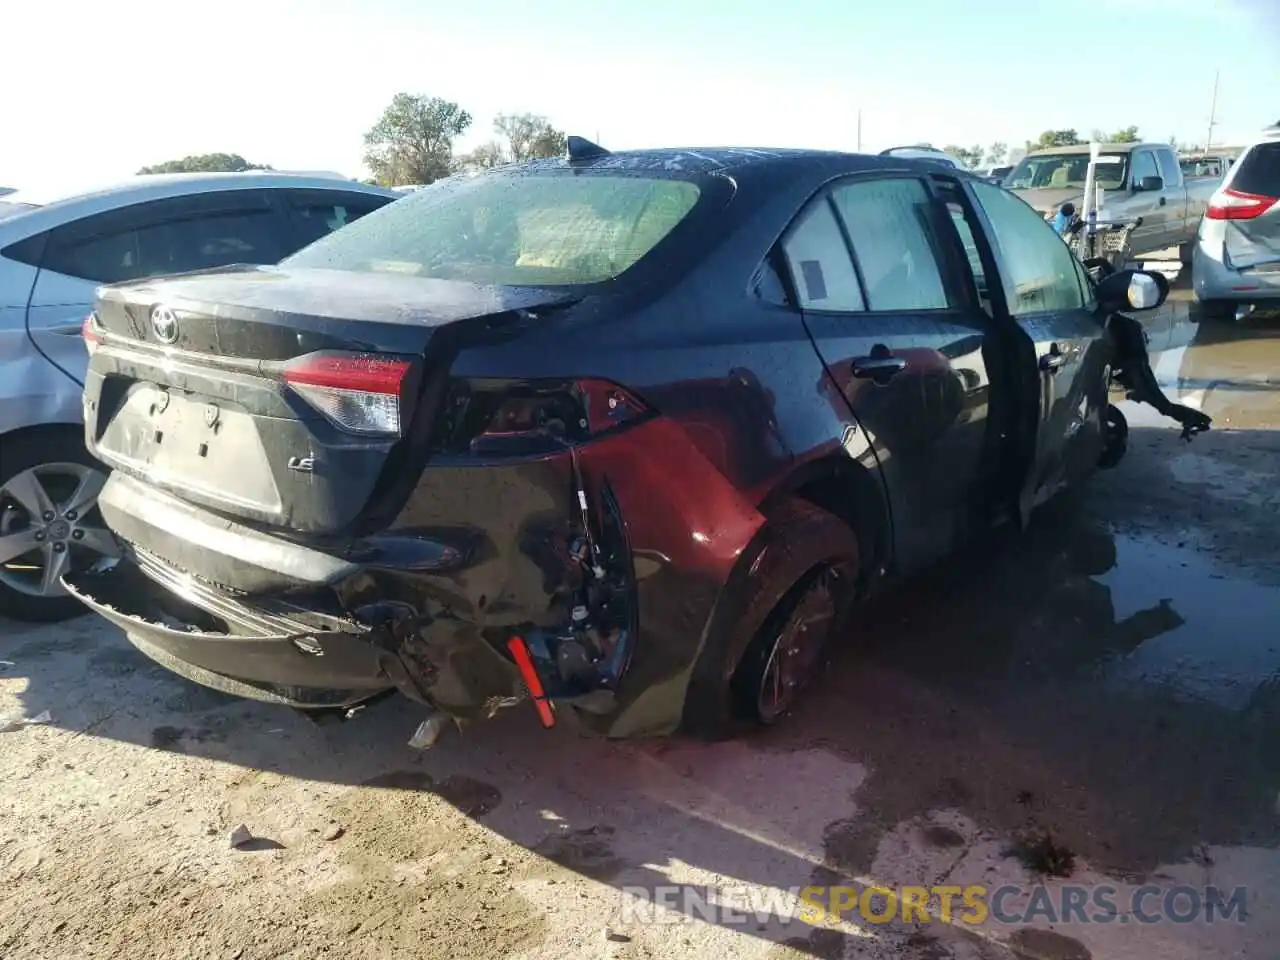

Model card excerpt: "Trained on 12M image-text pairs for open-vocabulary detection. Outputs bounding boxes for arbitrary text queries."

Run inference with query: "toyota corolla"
[63,141,1209,740]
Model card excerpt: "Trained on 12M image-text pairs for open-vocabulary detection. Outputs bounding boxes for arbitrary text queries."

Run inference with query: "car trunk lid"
[85,265,576,537]
[92,264,576,358]
[1225,209,1280,273]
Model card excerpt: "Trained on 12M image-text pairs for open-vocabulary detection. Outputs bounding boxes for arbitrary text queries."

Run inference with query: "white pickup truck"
[1004,142,1223,260]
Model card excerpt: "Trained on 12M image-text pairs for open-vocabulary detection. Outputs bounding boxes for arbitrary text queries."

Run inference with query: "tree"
[943,144,984,170]
[985,142,1009,167]
[138,153,270,174]
[453,114,568,173]
[454,141,508,173]
[363,93,472,187]
[1028,130,1084,151]
[1093,125,1140,143]
[494,113,567,162]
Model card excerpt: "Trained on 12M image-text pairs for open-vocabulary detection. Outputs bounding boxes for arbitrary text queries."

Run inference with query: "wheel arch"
[679,490,864,739]
[758,453,893,597]
[0,421,90,475]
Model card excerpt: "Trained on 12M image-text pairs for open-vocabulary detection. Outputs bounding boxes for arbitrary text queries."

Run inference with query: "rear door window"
[283,189,394,248]
[134,208,286,276]
[42,229,143,284]
[41,191,289,283]
[969,181,1086,314]
[830,178,951,311]
[1230,142,1280,197]
[780,200,866,311]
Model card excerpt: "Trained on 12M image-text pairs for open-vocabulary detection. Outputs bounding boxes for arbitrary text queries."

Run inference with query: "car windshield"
[283,170,703,287]
[1003,152,1129,190]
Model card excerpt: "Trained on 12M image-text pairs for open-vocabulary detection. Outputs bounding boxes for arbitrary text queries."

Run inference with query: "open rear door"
[954,178,1121,527]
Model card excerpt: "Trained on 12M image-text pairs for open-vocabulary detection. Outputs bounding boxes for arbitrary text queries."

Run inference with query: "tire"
[1192,299,1236,323]
[0,429,116,622]
[681,499,859,739]
[1097,404,1129,470]
[1178,242,1194,267]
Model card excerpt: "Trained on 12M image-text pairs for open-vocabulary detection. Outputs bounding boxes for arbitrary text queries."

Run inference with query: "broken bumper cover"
[62,559,404,709]
[64,472,527,714]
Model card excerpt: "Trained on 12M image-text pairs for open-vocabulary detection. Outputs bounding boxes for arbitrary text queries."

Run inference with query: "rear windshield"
[283,171,702,286]
[1181,156,1229,179]
[1004,152,1129,191]
[1231,142,1280,197]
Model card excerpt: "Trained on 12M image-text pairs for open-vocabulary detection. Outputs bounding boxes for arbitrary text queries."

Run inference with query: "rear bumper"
[71,472,528,715]
[1193,234,1280,303]
[62,560,398,709]
[95,469,360,596]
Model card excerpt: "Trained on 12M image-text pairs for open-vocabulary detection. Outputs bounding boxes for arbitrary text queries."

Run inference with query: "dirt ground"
[3,274,1279,960]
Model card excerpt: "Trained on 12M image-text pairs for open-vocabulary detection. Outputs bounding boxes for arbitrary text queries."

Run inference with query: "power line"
[1205,69,1220,150]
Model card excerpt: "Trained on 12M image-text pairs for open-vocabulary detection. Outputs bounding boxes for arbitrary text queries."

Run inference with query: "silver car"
[1192,131,1280,321]
[0,172,397,620]
[878,145,966,170]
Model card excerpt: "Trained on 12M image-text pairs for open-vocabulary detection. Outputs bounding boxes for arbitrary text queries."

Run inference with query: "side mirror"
[1136,175,1164,192]
[1095,269,1169,313]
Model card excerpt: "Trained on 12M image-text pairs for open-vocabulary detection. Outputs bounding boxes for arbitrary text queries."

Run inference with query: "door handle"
[851,355,907,380]
[1158,196,1167,206]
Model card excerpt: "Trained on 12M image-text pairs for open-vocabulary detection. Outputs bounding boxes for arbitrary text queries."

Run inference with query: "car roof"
[1027,142,1169,157]
[877,146,965,168]
[0,172,399,241]
[501,145,973,184]
[1180,146,1245,158]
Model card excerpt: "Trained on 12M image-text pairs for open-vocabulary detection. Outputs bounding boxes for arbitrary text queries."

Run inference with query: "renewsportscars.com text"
[617,884,1249,927]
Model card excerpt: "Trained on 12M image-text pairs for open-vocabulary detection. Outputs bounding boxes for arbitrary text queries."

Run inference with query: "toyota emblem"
[150,305,178,344]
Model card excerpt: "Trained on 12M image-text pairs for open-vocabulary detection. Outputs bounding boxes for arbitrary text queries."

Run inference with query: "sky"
[4,0,1278,196]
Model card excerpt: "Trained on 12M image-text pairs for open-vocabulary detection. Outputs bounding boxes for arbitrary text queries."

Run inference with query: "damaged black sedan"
[65,141,1209,740]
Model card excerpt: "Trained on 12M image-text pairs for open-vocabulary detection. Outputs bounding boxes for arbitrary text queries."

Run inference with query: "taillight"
[82,312,102,354]
[281,352,415,437]
[434,378,651,457]
[1205,187,1278,221]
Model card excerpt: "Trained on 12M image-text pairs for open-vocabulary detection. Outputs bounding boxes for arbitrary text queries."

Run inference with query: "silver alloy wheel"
[0,462,117,597]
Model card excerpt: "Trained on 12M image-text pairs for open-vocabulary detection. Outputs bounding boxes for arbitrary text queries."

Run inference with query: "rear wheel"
[1097,404,1129,470]
[0,431,118,622]
[730,565,844,725]
[682,499,859,739]
[1178,242,1194,267]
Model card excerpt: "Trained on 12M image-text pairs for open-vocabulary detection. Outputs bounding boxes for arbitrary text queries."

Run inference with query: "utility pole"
[856,110,863,152]
[1205,69,1220,151]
